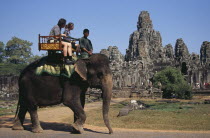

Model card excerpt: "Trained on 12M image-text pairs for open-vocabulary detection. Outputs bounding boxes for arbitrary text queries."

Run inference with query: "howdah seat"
[38,34,77,52]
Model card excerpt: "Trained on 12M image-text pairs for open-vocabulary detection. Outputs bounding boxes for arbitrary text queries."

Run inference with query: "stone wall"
[0,75,19,100]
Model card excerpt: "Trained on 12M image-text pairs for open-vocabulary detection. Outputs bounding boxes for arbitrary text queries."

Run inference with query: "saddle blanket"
[35,56,78,78]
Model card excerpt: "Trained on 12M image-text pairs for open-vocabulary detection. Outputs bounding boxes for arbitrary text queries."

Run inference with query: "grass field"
[64,98,210,131]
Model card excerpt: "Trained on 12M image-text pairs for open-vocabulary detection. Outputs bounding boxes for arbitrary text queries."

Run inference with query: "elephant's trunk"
[101,74,113,134]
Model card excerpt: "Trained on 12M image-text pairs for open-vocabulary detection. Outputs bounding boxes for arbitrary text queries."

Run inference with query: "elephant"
[12,54,113,134]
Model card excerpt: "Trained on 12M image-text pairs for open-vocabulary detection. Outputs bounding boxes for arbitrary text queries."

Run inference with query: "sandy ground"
[0,98,210,138]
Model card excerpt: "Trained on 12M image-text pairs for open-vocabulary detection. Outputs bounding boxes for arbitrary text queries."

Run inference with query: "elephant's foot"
[109,129,114,134]
[32,125,43,133]
[71,123,84,134]
[12,124,24,130]
[12,120,24,130]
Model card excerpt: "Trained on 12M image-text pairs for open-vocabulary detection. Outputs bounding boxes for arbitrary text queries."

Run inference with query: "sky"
[0,0,210,56]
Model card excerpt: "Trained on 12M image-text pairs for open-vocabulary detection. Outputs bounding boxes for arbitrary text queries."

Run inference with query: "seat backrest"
[38,34,62,51]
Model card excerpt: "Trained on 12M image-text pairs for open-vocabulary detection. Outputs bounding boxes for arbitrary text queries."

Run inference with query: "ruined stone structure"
[0,75,19,99]
[125,11,163,61]
[100,11,210,93]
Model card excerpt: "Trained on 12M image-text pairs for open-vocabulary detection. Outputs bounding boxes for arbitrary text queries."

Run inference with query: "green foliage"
[153,67,192,99]
[0,41,5,63]
[0,54,44,75]
[0,37,46,75]
[5,37,32,64]
[175,82,192,99]
[0,63,27,75]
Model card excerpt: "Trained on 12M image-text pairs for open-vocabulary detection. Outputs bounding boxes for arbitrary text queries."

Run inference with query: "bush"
[0,63,27,75]
[175,82,192,99]
[153,67,192,99]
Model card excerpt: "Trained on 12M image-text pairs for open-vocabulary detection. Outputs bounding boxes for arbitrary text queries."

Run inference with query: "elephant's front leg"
[74,90,86,123]
[68,99,86,134]
[28,107,43,133]
[63,85,87,134]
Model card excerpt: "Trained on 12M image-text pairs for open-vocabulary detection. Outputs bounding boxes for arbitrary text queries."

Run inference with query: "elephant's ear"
[74,59,87,80]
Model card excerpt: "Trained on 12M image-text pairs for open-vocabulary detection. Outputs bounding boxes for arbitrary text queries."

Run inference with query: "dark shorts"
[62,37,71,43]
[71,42,77,49]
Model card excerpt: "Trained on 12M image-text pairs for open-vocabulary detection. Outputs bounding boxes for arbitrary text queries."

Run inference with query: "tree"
[0,62,27,75]
[5,37,33,64]
[28,55,43,63]
[0,41,5,63]
[153,67,192,99]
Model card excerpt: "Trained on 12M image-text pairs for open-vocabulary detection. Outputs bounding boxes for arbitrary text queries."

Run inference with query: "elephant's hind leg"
[12,104,27,130]
[28,107,43,133]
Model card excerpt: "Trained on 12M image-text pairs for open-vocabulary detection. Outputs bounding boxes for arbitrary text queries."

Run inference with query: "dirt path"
[1,98,210,138]
[0,98,126,128]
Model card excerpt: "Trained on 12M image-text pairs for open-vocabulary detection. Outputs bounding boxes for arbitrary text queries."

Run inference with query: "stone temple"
[100,11,210,92]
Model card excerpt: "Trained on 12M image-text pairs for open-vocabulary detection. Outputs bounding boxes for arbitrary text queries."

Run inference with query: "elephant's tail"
[14,74,23,120]
[14,87,22,120]
[14,99,20,120]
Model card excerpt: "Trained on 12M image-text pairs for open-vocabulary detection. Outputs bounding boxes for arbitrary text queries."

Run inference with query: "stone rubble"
[117,100,149,117]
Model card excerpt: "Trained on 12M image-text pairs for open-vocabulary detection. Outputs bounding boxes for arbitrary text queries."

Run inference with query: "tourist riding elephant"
[12,54,113,134]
